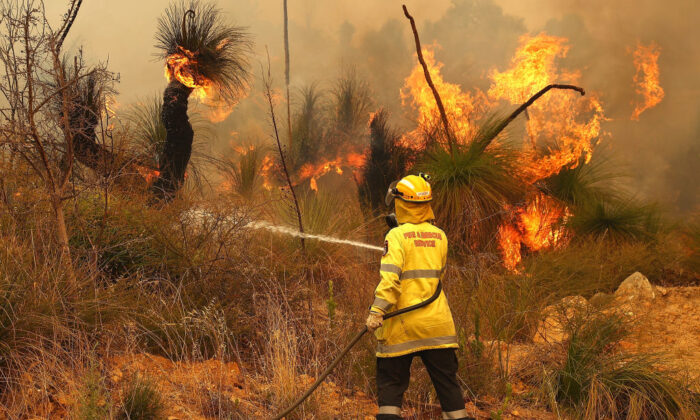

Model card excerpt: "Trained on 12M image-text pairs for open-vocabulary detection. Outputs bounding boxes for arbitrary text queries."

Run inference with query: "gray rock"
[615,272,655,300]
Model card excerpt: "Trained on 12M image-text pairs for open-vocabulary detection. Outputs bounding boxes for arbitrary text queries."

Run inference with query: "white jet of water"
[246,220,384,252]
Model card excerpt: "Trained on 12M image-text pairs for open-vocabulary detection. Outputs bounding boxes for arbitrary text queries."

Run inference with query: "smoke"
[47,0,699,213]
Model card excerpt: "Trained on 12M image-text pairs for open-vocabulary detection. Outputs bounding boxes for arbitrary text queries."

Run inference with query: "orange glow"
[631,42,664,120]
[517,194,567,251]
[498,222,522,272]
[164,46,238,123]
[295,152,367,193]
[165,46,214,99]
[488,33,569,103]
[400,34,605,270]
[497,194,568,270]
[260,155,274,191]
[401,48,490,147]
[488,33,604,183]
[137,166,160,184]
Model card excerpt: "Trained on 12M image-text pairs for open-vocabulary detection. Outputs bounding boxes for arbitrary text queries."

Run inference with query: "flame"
[164,46,239,123]
[399,34,606,270]
[488,33,605,183]
[401,48,489,147]
[137,166,160,184]
[165,46,214,99]
[517,194,567,251]
[488,33,570,103]
[292,151,368,193]
[497,194,568,270]
[631,42,664,120]
[260,155,274,191]
[498,222,522,272]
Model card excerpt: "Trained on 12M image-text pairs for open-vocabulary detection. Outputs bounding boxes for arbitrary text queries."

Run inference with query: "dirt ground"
[107,286,700,420]
[10,285,698,419]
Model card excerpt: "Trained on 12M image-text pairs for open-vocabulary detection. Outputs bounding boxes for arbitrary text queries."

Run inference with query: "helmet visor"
[385,181,398,207]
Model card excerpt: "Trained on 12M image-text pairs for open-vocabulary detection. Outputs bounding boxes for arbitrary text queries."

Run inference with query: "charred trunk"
[70,98,114,172]
[152,80,194,199]
[67,75,117,174]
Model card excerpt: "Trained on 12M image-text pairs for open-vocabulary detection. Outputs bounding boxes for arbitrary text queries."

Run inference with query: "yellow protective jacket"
[370,202,458,358]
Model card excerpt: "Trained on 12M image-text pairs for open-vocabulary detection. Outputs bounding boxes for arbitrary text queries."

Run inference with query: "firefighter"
[366,174,472,420]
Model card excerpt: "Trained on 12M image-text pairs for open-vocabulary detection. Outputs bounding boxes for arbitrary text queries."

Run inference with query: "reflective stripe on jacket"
[370,221,458,357]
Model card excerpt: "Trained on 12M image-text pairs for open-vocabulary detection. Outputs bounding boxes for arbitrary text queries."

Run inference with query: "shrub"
[542,156,623,207]
[419,118,524,253]
[568,197,661,243]
[75,365,110,420]
[522,237,684,294]
[545,313,698,419]
[358,109,412,213]
[118,373,164,420]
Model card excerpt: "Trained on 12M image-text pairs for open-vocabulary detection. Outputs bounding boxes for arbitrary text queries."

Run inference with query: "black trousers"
[376,348,471,420]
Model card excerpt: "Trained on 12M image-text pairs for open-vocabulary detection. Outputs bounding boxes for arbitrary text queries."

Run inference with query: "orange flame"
[295,152,367,193]
[137,166,160,184]
[164,46,239,123]
[498,222,522,272]
[488,33,605,183]
[488,33,570,103]
[260,155,274,191]
[400,34,606,270]
[401,48,489,147]
[631,42,664,120]
[165,46,214,99]
[517,194,567,251]
[497,194,568,270]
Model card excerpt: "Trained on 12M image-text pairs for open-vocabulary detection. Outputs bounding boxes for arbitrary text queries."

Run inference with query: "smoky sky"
[46,0,699,212]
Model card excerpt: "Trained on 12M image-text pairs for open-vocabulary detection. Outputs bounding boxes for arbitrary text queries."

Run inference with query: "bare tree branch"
[403,4,454,153]
[479,84,586,152]
[262,49,305,252]
[56,0,83,53]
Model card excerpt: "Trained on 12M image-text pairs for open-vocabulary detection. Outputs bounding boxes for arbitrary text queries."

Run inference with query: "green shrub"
[551,313,699,419]
[118,373,164,420]
[75,365,110,420]
[568,197,661,243]
[459,311,498,398]
[419,117,524,253]
[542,156,623,207]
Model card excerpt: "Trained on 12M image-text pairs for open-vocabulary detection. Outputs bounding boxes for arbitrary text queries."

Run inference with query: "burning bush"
[152,0,252,198]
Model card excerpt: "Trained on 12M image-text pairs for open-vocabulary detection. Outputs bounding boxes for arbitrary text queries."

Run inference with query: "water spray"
[245,220,384,252]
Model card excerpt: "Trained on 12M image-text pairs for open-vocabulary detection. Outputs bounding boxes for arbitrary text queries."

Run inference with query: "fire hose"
[272,280,443,420]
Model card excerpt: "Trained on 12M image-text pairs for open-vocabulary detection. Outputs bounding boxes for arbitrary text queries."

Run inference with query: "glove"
[366,311,383,332]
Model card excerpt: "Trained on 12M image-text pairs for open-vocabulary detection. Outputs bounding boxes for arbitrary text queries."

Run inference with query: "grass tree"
[152,0,251,199]
[328,70,372,152]
[290,84,325,170]
[358,109,412,213]
[419,116,525,252]
[126,95,214,189]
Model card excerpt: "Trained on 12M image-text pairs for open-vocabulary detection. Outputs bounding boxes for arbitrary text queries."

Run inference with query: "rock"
[534,295,589,344]
[615,272,655,300]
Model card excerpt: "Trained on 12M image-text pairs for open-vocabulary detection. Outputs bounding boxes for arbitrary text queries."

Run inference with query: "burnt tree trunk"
[152,80,194,199]
[69,84,115,172]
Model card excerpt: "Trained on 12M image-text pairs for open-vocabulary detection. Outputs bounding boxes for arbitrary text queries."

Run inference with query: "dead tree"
[262,53,305,252]
[477,84,585,153]
[0,0,100,287]
[402,5,455,153]
[283,0,293,150]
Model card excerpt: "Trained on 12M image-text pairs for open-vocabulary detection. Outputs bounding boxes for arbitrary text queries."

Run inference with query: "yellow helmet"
[385,173,432,206]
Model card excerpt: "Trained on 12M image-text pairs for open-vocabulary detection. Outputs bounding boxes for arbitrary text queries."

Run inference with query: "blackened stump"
[152,80,194,199]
